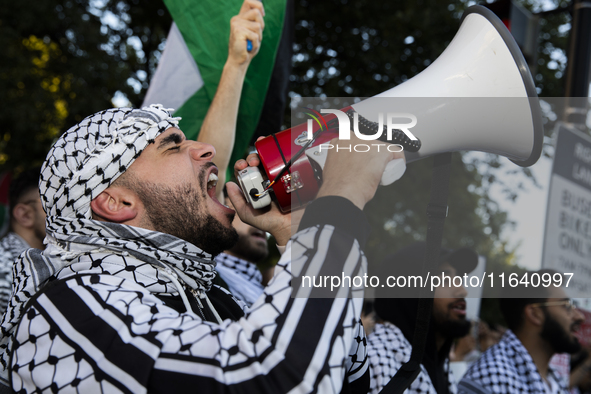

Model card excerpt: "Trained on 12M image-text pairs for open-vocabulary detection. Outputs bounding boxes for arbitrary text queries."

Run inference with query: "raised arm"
[197,0,265,201]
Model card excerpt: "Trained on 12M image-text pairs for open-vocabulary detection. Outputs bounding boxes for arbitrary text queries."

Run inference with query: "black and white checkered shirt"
[368,322,456,394]
[0,232,30,314]
[215,253,264,307]
[458,330,569,394]
[3,202,370,393]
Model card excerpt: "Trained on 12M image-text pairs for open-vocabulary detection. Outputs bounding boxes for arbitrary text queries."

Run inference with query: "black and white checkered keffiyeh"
[0,105,213,381]
[0,233,30,314]
[39,105,179,219]
[0,216,219,382]
[367,322,456,394]
[215,253,264,307]
[458,330,569,394]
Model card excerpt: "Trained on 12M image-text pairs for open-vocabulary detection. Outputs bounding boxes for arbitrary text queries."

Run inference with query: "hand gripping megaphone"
[238,5,543,212]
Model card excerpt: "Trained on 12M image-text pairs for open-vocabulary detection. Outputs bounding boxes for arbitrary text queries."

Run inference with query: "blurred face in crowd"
[17,188,46,241]
[538,286,584,354]
[225,200,268,262]
[433,263,471,339]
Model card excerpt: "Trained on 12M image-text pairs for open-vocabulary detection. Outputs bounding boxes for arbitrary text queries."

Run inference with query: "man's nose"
[189,142,216,161]
[573,308,585,324]
[454,282,468,298]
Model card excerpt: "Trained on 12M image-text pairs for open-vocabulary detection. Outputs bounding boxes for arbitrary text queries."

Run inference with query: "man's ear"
[524,304,545,327]
[12,204,34,228]
[90,187,138,223]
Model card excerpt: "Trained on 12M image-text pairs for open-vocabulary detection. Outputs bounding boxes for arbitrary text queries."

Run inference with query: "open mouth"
[207,172,218,192]
[205,168,221,202]
[450,300,467,315]
[204,168,234,215]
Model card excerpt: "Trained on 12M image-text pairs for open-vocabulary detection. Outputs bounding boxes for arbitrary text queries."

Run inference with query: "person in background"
[570,348,591,394]
[361,300,377,335]
[478,321,505,353]
[214,188,269,306]
[459,269,585,394]
[450,321,505,365]
[0,167,45,314]
[450,321,479,364]
[368,242,478,394]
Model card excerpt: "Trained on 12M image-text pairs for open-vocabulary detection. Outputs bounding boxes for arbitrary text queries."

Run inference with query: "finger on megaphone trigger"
[226,182,248,213]
[227,181,283,238]
[245,152,260,167]
[234,158,248,172]
[233,153,259,175]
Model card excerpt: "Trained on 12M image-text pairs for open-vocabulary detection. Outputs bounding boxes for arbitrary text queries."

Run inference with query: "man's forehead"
[126,127,186,174]
[439,262,456,274]
[547,285,567,300]
[154,127,186,147]
[156,127,185,140]
[21,188,41,200]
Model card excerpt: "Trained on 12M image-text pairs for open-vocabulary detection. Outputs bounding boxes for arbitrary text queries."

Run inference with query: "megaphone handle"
[380,159,406,186]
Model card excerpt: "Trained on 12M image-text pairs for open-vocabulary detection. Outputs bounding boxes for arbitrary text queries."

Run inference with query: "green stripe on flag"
[163,0,287,172]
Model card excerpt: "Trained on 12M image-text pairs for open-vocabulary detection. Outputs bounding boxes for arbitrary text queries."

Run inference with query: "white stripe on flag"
[142,23,204,110]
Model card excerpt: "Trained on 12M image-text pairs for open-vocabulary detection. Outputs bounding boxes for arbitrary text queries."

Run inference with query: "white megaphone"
[352,5,542,166]
[238,5,543,212]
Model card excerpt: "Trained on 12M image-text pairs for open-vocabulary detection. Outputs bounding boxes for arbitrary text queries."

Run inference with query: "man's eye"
[168,146,181,152]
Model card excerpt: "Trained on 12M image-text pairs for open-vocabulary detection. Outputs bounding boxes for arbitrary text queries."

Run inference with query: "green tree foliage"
[290,0,464,100]
[0,0,171,174]
[290,0,569,100]
[527,0,571,97]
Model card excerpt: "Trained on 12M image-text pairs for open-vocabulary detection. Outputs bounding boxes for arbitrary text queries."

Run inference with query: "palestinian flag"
[143,0,293,170]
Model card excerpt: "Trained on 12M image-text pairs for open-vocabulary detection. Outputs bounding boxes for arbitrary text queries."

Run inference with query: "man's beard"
[540,308,581,354]
[228,233,269,262]
[131,175,238,256]
[433,303,471,340]
[435,318,471,340]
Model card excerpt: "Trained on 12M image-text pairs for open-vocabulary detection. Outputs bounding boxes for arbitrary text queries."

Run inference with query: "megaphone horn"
[353,5,543,167]
[238,5,544,212]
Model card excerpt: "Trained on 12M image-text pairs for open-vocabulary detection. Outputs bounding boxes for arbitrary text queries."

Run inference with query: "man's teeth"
[207,173,218,190]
